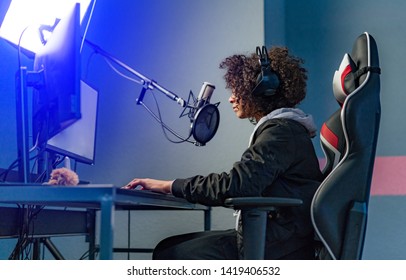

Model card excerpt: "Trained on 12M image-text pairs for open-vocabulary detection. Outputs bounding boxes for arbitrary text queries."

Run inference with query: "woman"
[124,46,323,259]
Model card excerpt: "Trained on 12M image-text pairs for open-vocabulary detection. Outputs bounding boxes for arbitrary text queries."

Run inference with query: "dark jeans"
[152,229,315,260]
[153,229,239,260]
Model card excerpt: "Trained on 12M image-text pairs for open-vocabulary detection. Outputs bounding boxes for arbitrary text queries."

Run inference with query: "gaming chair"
[225,32,381,260]
[312,31,381,259]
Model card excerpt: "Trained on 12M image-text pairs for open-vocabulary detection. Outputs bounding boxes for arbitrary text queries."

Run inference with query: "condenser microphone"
[190,82,220,146]
[196,82,215,111]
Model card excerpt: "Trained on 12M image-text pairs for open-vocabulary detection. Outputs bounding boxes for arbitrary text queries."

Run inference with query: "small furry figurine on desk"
[47,167,79,186]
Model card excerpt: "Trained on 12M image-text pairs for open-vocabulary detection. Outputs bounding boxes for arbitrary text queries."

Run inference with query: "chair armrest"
[224,196,303,259]
[224,196,303,209]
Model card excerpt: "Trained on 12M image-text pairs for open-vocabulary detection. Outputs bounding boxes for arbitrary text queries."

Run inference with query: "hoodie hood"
[249,108,317,146]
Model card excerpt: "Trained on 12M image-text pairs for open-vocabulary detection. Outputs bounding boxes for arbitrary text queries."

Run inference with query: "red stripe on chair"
[321,123,339,149]
[341,64,353,94]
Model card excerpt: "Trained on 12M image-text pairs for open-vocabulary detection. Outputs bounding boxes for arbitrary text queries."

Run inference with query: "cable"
[151,90,194,144]
[103,57,144,85]
[9,205,31,259]
[17,25,30,68]
[83,50,96,80]
[139,97,194,144]
[8,203,47,260]
[80,0,97,53]
[0,135,41,182]
[34,154,64,183]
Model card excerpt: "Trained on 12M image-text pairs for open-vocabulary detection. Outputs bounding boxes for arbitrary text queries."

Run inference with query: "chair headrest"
[332,53,357,105]
[332,33,381,106]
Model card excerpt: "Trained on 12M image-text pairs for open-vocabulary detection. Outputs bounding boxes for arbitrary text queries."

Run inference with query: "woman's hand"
[122,178,173,194]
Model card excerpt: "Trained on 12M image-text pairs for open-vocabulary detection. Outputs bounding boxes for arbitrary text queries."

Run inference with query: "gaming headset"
[251,46,280,96]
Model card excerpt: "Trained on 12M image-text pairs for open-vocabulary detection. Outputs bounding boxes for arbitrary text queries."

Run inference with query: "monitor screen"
[46,80,98,164]
[32,3,81,146]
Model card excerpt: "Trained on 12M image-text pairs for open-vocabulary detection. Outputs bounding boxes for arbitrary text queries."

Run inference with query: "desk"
[0,184,210,259]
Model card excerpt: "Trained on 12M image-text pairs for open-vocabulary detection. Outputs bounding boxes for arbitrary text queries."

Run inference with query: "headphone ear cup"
[252,66,280,96]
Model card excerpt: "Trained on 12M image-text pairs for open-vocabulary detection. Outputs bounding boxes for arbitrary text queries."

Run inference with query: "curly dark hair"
[219,46,307,120]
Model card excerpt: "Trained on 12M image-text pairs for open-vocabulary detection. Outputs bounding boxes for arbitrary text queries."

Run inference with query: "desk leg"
[204,207,211,231]
[99,198,114,260]
[87,209,97,260]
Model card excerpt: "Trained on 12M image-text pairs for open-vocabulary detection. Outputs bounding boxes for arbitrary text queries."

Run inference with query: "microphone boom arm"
[84,40,219,146]
[84,39,186,107]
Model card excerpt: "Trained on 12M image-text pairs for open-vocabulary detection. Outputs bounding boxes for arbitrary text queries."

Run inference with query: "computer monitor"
[46,80,98,164]
[32,3,81,147]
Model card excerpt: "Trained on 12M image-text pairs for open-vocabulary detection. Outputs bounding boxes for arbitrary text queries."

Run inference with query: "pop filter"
[191,103,220,146]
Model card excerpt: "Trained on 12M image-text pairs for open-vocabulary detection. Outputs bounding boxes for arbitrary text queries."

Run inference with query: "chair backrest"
[311,32,381,260]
